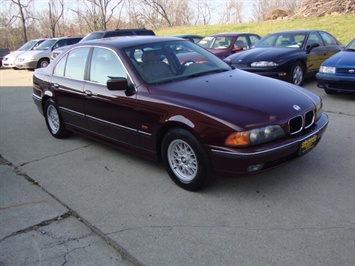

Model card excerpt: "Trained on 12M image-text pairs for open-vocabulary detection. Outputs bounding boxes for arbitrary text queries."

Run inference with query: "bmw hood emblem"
[293,105,301,111]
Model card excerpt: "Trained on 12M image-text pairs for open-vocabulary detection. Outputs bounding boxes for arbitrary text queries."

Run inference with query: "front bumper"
[209,113,329,177]
[316,73,355,93]
[15,60,38,69]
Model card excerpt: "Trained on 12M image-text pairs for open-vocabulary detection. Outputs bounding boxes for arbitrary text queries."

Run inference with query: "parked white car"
[2,38,46,69]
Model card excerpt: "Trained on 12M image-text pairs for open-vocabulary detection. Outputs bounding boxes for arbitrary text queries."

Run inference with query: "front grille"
[289,110,315,135]
[337,68,355,75]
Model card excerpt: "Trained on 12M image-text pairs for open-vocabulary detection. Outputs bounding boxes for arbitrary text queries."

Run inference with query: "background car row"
[2,28,353,94]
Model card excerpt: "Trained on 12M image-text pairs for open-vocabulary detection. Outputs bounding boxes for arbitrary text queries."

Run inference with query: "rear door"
[51,47,91,129]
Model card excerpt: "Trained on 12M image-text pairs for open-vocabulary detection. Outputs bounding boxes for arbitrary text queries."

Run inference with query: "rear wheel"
[288,62,305,86]
[44,99,71,139]
[161,128,215,191]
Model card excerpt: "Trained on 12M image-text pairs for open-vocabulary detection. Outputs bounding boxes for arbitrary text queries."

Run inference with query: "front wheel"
[161,128,215,191]
[288,62,305,86]
[44,100,71,139]
[38,58,49,68]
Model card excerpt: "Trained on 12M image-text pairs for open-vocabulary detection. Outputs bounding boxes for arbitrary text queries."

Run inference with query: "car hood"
[4,51,25,58]
[322,50,355,67]
[227,48,301,64]
[19,50,49,58]
[151,70,318,131]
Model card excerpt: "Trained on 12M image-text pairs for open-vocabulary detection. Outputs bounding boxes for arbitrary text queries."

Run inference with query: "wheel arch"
[155,120,206,162]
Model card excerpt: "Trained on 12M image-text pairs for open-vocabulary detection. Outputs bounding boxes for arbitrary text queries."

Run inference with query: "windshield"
[35,39,56,50]
[18,40,37,51]
[254,33,306,48]
[345,38,355,51]
[124,40,231,84]
[198,36,234,49]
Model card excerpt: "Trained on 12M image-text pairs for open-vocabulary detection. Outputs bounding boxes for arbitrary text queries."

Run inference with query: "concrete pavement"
[0,68,354,265]
[0,156,137,266]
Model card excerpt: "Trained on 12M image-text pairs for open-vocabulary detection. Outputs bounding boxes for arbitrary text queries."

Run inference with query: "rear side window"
[319,32,338,45]
[54,47,90,80]
[65,48,90,80]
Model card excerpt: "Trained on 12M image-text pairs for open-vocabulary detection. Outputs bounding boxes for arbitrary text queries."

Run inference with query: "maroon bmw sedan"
[32,36,328,191]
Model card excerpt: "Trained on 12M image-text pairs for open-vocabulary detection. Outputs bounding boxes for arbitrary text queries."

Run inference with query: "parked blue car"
[316,38,355,94]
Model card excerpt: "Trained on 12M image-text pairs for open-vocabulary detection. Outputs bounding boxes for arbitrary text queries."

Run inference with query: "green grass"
[155,14,355,45]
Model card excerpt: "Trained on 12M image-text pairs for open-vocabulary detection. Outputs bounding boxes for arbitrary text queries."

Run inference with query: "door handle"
[85,90,93,97]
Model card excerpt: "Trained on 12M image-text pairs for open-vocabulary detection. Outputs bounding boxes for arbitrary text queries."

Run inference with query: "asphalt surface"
[0,68,354,266]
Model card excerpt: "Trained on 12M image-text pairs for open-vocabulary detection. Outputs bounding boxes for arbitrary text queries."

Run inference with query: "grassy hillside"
[155,14,355,45]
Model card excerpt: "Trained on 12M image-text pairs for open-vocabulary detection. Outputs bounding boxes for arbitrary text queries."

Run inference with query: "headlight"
[225,125,285,147]
[251,61,278,67]
[29,56,36,61]
[319,66,335,73]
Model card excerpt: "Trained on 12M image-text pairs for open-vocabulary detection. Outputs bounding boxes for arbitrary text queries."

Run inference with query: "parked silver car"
[2,38,46,69]
[15,36,82,70]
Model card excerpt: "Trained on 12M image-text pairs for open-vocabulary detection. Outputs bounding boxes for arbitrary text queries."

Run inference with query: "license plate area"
[299,134,318,154]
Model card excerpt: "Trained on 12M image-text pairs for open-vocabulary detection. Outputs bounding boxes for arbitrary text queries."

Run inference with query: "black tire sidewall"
[44,99,70,139]
[289,62,305,86]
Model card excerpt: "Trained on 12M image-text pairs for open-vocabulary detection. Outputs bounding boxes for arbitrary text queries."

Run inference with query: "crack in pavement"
[0,211,73,243]
[17,144,92,167]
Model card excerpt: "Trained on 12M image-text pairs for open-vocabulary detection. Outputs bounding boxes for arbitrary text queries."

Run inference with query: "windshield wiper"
[186,69,229,78]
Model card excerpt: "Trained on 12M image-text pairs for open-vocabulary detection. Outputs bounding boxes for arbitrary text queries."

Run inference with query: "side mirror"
[107,77,136,96]
[306,42,320,52]
[107,77,129,91]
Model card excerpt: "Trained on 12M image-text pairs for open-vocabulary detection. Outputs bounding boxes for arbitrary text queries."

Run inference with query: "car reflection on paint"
[32,36,329,191]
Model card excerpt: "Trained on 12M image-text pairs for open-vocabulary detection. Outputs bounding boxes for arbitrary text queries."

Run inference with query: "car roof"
[74,36,183,48]
[208,32,256,37]
[50,36,83,40]
[267,29,319,34]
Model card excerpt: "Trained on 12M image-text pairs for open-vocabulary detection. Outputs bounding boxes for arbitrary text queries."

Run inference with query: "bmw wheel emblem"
[293,105,301,111]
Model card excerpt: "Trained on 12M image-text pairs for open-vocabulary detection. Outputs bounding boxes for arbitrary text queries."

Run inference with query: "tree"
[48,0,65,36]
[72,0,124,31]
[194,0,212,25]
[5,0,35,42]
[221,0,243,24]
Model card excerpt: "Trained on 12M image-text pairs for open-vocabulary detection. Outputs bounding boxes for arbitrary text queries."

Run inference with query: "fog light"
[247,164,264,172]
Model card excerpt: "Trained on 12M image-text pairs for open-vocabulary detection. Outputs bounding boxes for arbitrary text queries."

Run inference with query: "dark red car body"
[198,32,261,59]
[32,36,328,191]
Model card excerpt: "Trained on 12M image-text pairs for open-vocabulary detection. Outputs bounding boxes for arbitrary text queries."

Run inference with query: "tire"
[324,89,337,95]
[161,128,215,191]
[288,62,305,86]
[38,58,49,68]
[44,99,71,139]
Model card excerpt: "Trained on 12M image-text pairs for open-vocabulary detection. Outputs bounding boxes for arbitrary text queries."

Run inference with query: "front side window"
[234,36,248,49]
[89,47,127,84]
[306,32,323,47]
